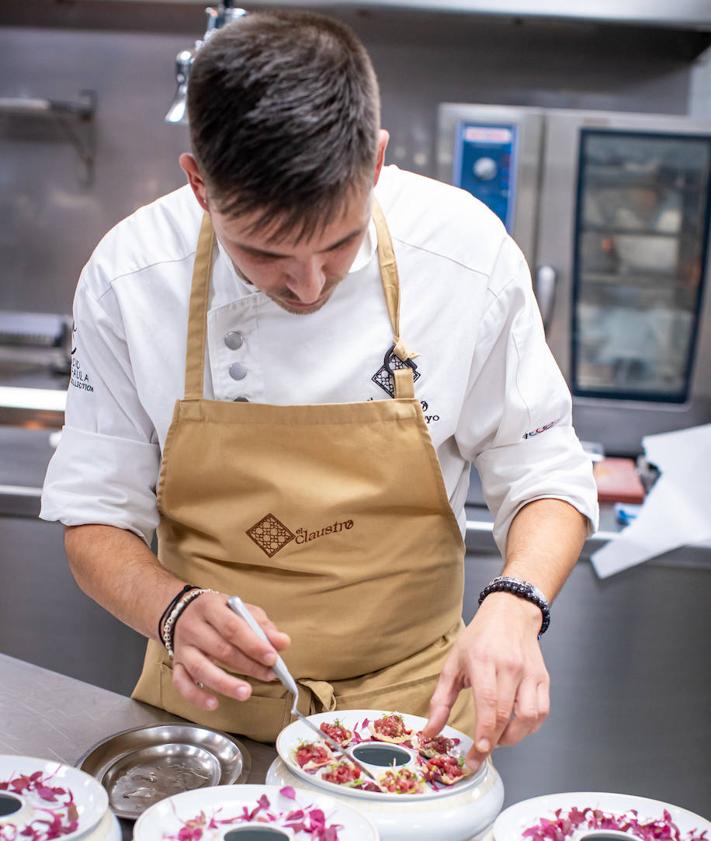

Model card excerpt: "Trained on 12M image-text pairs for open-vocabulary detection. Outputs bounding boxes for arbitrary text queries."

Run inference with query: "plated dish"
[492,792,711,840]
[270,710,505,841]
[0,755,109,841]
[132,783,379,841]
[277,710,477,801]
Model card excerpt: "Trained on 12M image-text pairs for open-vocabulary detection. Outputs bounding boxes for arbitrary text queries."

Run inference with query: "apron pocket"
[158,663,292,743]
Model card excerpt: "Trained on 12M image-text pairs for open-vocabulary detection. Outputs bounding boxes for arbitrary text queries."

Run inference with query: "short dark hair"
[188,10,380,242]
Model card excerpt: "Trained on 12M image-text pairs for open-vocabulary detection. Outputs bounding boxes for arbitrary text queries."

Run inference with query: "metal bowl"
[77,724,251,820]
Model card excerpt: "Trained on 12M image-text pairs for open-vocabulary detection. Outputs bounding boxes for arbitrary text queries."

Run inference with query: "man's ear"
[373,129,390,185]
[179,153,209,212]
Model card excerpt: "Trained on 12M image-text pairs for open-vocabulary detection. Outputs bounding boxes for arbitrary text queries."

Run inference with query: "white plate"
[133,783,379,841]
[0,755,109,841]
[85,810,121,841]
[493,791,711,840]
[276,709,479,802]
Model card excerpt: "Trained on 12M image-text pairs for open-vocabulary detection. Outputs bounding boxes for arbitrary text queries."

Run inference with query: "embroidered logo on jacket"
[70,358,94,393]
[69,324,94,393]
[523,420,558,439]
[372,344,421,398]
[246,513,354,557]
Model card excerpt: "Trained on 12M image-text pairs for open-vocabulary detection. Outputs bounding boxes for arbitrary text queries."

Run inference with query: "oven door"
[538,109,711,454]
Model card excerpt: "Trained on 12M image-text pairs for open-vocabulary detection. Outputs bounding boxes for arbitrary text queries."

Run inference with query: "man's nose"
[287,260,327,303]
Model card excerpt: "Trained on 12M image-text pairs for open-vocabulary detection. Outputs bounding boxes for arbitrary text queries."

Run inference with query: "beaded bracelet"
[478,575,551,637]
[158,584,197,642]
[162,587,217,658]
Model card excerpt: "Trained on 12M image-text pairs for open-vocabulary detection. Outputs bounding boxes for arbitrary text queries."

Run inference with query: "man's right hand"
[171,592,291,711]
[64,526,290,711]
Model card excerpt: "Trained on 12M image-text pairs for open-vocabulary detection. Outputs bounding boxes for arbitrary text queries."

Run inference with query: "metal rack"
[0,91,96,184]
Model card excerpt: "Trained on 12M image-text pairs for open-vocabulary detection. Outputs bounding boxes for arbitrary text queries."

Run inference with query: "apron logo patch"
[372,344,421,398]
[246,513,296,557]
[246,513,354,557]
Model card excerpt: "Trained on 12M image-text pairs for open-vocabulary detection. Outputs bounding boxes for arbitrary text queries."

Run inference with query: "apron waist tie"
[298,678,338,715]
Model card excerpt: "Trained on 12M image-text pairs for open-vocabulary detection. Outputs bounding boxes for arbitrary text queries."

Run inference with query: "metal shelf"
[0,92,96,185]
[0,96,93,120]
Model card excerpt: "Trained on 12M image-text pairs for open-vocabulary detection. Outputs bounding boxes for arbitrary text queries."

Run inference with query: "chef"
[41,9,598,770]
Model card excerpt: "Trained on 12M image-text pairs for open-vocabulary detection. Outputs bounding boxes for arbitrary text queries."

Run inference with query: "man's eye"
[248,252,282,263]
[329,239,355,253]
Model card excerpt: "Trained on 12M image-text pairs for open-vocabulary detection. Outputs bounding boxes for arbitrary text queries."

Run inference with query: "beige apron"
[133,200,475,742]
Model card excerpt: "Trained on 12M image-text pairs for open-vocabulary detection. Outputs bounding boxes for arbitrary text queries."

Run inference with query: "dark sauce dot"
[223,829,291,841]
[579,835,633,840]
[0,794,23,818]
[352,744,410,767]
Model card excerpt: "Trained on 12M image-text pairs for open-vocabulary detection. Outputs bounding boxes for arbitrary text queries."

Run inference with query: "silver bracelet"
[162,587,217,658]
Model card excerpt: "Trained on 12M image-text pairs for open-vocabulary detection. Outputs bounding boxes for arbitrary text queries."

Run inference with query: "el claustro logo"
[246,513,354,558]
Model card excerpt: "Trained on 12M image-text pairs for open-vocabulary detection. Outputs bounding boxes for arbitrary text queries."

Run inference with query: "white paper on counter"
[591,423,711,578]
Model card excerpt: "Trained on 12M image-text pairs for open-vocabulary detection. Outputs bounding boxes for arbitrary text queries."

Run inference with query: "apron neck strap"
[184,201,416,400]
[371,198,416,400]
[185,212,215,400]
[371,199,415,366]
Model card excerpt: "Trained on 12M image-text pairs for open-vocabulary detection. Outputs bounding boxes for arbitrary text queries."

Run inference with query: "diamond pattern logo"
[246,513,296,557]
[372,345,421,398]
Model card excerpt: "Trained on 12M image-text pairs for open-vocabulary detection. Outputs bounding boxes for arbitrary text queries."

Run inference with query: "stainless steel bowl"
[77,724,251,820]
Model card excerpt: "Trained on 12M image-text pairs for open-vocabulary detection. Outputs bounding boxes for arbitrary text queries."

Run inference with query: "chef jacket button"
[224,331,244,350]
[233,396,249,402]
[229,362,248,380]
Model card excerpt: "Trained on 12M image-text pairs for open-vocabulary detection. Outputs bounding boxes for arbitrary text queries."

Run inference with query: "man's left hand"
[422,591,550,770]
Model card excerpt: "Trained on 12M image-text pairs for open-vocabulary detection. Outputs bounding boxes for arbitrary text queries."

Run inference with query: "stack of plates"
[0,755,119,841]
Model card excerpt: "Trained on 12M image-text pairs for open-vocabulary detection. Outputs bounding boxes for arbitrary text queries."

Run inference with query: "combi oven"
[438,104,711,455]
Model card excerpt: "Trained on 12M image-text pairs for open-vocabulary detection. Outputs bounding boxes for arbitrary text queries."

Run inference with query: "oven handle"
[535,264,557,334]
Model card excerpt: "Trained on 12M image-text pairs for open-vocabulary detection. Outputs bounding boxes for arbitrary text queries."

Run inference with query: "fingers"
[465,660,501,768]
[192,621,277,683]
[468,654,542,769]
[176,594,288,675]
[252,607,292,652]
[171,593,291,711]
[209,600,290,666]
[498,678,550,747]
[172,644,258,712]
[422,662,463,739]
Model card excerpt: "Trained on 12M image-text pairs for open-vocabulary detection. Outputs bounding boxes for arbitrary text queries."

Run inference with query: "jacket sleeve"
[455,235,599,556]
[40,267,161,545]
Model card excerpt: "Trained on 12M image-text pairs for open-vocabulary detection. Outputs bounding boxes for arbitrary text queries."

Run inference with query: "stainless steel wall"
[1,5,706,314]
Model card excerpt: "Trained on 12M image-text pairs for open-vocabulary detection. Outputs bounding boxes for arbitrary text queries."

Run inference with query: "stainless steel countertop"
[0,653,277,840]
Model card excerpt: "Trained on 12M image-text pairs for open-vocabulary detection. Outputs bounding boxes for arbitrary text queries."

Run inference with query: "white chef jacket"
[41,165,599,552]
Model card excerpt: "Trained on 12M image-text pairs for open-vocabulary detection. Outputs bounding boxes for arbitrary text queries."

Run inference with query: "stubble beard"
[268,277,345,315]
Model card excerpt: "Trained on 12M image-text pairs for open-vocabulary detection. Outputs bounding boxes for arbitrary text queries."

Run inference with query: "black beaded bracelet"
[478,576,551,637]
[158,584,197,642]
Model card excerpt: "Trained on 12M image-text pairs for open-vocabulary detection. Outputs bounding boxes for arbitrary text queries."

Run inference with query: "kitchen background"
[1,0,710,819]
